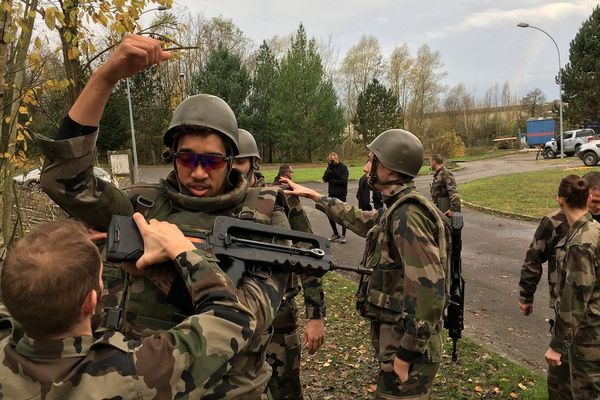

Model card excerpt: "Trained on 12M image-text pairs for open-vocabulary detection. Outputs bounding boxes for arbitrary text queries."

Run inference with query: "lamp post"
[126,5,169,182]
[517,22,564,159]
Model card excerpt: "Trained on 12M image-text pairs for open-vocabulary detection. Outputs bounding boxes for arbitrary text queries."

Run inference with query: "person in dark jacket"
[357,174,383,211]
[323,152,349,243]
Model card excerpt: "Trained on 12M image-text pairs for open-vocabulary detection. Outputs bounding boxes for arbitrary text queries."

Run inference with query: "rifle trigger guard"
[309,248,325,258]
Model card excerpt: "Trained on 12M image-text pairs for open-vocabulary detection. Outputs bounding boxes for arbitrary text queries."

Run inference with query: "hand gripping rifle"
[443,212,464,362]
[105,215,371,286]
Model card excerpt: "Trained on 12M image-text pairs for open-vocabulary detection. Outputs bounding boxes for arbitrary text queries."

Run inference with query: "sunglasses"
[174,152,230,171]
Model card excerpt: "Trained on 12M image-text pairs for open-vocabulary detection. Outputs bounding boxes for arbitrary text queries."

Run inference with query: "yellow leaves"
[4,116,10,124]
[2,1,11,12]
[18,106,28,115]
[67,47,79,60]
[517,382,527,390]
[92,12,108,26]
[474,385,483,393]
[34,37,42,49]
[510,392,518,398]
[43,8,57,30]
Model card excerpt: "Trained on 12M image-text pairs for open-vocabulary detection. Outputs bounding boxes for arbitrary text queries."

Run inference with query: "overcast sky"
[169,0,597,101]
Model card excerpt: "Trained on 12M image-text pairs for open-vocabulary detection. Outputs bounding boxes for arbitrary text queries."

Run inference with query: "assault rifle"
[444,213,465,362]
[106,215,371,285]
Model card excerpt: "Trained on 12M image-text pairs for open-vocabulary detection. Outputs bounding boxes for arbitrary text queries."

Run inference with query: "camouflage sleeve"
[235,208,290,333]
[286,195,326,319]
[550,245,596,354]
[519,216,554,304]
[442,170,461,212]
[315,196,380,238]
[35,131,134,230]
[131,249,256,395]
[0,303,12,341]
[393,204,446,361]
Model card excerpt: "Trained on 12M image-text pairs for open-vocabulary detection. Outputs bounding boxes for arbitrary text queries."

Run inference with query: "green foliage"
[269,24,346,162]
[97,83,130,159]
[192,45,251,124]
[352,78,403,145]
[562,6,600,125]
[129,65,171,163]
[428,129,465,158]
[246,41,278,162]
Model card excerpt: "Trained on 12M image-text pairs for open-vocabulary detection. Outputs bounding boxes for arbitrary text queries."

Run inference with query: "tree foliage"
[246,41,278,162]
[352,79,403,145]
[269,24,345,162]
[561,6,600,125]
[192,45,251,125]
[521,89,547,118]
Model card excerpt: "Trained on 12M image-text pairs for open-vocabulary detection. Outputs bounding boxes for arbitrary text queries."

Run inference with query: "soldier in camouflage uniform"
[282,129,449,399]
[0,217,258,399]
[519,171,600,400]
[429,154,460,215]
[234,128,326,400]
[35,35,290,399]
[545,174,600,399]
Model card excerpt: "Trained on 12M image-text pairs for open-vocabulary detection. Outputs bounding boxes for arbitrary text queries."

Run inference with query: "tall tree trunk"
[1,0,38,246]
[58,0,85,104]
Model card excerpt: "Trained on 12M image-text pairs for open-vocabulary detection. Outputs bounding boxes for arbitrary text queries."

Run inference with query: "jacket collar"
[15,335,95,360]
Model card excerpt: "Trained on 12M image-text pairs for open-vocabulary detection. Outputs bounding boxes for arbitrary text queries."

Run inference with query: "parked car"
[577,140,600,166]
[543,128,597,159]
[13,167,117,189]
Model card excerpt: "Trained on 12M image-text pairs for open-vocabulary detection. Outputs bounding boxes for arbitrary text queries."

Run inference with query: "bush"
[428,129,466,158]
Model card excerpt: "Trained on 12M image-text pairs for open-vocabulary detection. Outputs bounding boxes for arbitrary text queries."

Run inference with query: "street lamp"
[517,22,564,159]
[127,5,170,182]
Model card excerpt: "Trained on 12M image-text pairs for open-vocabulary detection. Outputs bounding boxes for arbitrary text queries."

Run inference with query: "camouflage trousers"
[547,361,572,400]
[266,298,303,400]
[568,344,600,400]
[371,321,439,399]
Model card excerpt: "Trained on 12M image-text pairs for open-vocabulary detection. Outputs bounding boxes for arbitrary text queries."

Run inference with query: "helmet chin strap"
[368,156,408,188]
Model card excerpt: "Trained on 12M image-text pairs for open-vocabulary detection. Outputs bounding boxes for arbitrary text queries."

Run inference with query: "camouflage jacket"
[519,209,569,307]
[0,250,257,399]
[35,130,291,399]
[550,213,600,355]
[430,166,461,212]
[255,172,326,319]
[316,182,448,363]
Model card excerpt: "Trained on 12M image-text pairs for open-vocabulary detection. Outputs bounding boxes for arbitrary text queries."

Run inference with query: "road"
[140,152,583,372]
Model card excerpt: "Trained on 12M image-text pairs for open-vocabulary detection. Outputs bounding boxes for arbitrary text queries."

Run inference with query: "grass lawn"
[260,165,430,183]
[461,167,600,218]
[298,273,546,399]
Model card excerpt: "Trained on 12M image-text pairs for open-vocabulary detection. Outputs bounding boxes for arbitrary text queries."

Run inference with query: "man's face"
[588,188,600,215]
[363,152,391,190]
[329,154,339,164]
[284,169,294,180]
[233,157,252,176]
[175,132,229,197]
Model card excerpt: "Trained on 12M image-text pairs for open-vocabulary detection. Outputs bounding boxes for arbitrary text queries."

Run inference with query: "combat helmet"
[367,129,423,178]
[163,94,239,155]
[236,129,261,160]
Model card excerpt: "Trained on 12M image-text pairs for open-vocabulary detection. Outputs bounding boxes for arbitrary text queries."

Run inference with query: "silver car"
[13,167,118,189]
[577,140,600,166]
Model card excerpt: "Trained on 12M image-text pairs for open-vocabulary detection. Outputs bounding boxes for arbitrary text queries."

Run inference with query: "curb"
[462,200,539,222]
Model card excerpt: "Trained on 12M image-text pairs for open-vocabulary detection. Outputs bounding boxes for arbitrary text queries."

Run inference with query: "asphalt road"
[140,152,583,372]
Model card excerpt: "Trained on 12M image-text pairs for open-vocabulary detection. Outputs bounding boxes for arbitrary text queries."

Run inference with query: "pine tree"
[352,78,403,145]
[269,24,345,162]
[247,41,278,162]
[192,45,251,124]
[561,6,600,125]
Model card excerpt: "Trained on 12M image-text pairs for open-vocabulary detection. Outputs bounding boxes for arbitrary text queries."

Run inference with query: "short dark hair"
[431,154,444,164]
[583,171,600,190]
[1,220,102,338]
[558,174,589,209]
[278,164,292,174]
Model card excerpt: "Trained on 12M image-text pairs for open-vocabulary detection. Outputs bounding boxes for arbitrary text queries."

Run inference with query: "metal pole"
[126,77,139,182]
[519,24,564,158]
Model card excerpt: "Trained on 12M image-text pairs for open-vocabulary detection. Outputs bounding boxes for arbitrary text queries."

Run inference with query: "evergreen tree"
[269,24,345,162]
[97,83,130,159]
[561,6,600,125]
[192,45,251,124]
[352,78,403,145]
[247,41,278,162]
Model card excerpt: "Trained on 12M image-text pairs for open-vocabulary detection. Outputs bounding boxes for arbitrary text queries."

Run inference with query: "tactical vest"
[102,180,286,337]
[356,187,451,325]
